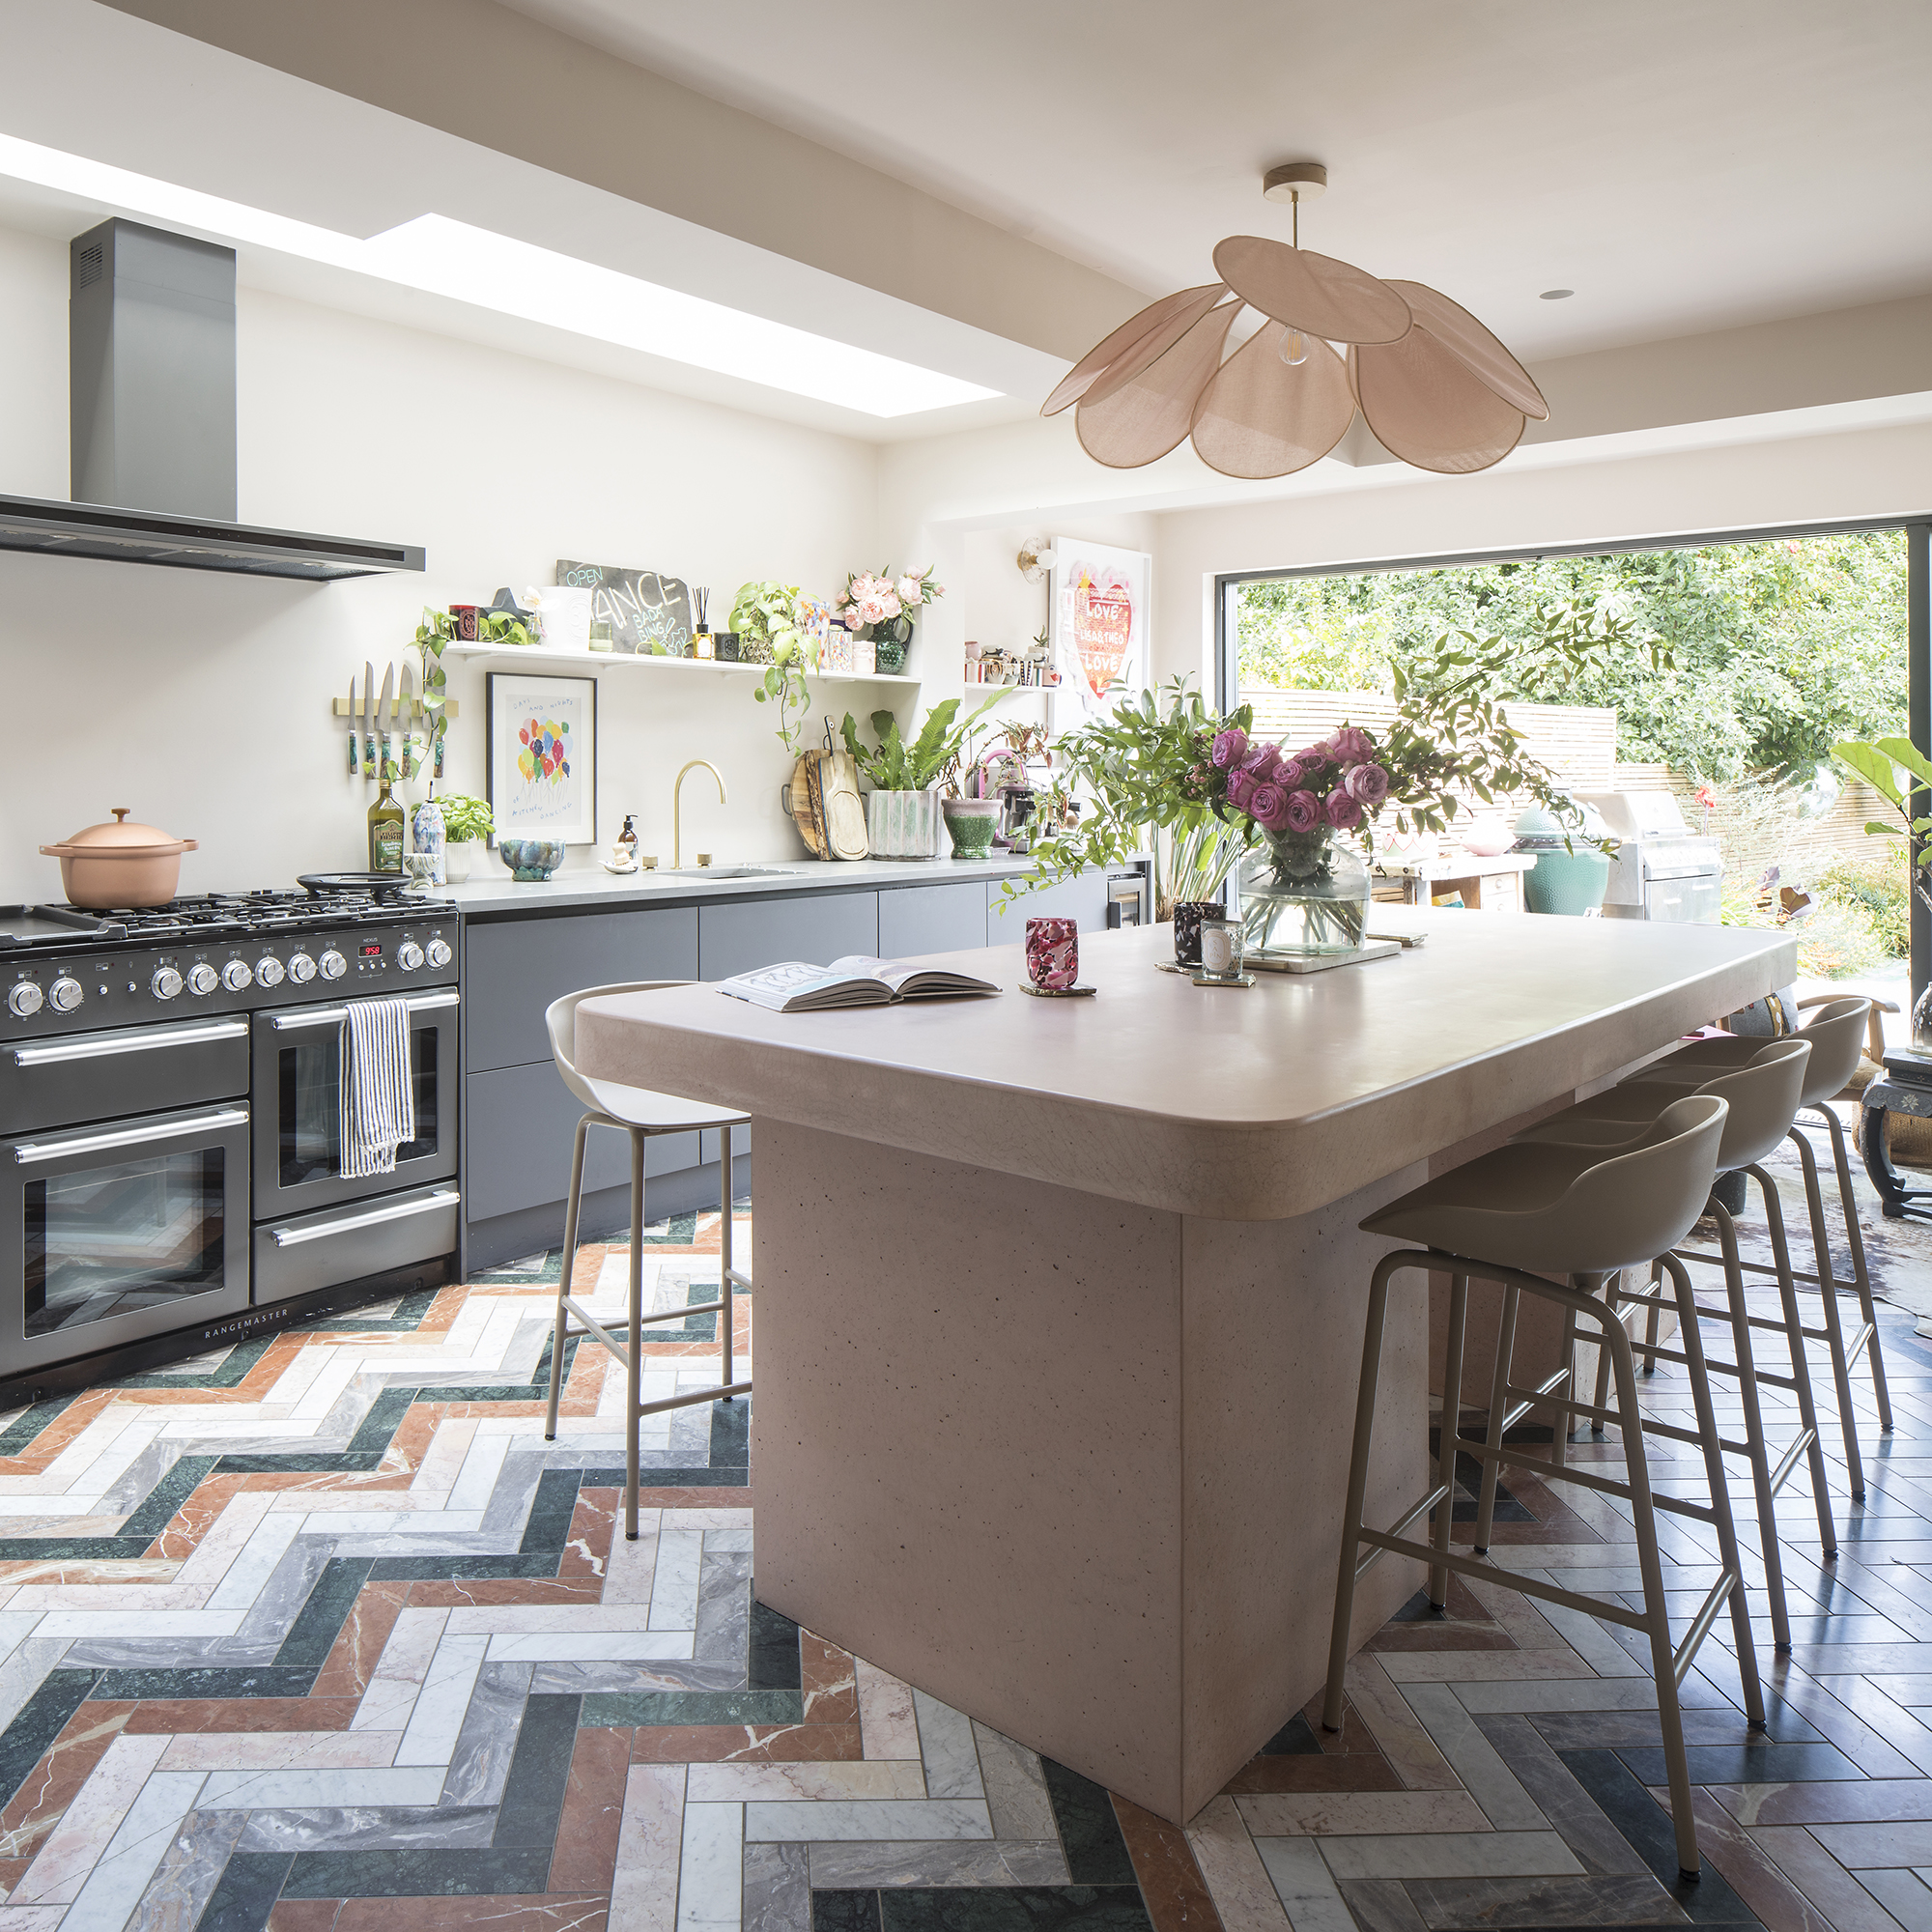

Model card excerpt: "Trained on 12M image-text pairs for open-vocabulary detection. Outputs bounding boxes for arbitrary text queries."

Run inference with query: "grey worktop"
[444,852,1110,918]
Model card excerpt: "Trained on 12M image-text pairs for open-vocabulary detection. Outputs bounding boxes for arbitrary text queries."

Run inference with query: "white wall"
[0,220,883,904]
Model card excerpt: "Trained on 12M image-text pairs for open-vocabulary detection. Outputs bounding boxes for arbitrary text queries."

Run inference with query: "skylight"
[0,134,1001,418]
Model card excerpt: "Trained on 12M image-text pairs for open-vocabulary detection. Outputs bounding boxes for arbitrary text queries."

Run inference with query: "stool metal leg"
[1323,1261,1396,1731]
[1431,1274,1470,1610]
[721,1135,735,1399]
[1711,1202,1795,1650]
[1747,1164,1838,1561]
[1818,1103,1893,1433]
[1471,1282,1520,1555]
[626,1127,645,1544]
[544,1114,594,1443]
[1791,1127,1866,1496]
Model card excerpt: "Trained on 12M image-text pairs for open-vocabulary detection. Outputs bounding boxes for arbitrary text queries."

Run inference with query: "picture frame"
[486,671,597,846]
[1049,537,1151,723]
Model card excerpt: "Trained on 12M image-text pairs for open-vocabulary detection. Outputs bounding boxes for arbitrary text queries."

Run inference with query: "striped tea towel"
[339,996,415,1178]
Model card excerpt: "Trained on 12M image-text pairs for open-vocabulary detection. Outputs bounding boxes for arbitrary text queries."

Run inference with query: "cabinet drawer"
[697,894,879,981]
[465,908,698,1072]
[878,881,988,958]
[986,867,1111,943]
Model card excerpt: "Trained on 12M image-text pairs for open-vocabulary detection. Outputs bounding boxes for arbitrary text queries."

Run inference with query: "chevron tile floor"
[0,1131,1929,1932]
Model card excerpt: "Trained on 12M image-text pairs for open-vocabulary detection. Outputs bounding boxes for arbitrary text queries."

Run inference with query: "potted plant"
[833,566,942,674]
[437,794,494,882]
[841,695,1002,860]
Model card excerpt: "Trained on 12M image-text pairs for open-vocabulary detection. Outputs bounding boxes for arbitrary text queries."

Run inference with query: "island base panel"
[749,1117,1429,1824]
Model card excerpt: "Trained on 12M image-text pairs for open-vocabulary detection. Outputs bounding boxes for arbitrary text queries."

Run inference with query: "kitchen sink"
[658,866,808,879]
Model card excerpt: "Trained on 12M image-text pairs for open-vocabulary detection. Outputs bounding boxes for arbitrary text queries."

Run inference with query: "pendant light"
[1044,162,1549,478]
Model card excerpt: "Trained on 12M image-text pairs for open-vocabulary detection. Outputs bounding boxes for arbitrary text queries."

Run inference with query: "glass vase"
[1240,828,1370,962]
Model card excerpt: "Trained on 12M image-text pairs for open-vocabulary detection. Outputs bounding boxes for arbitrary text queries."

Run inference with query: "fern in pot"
[841,696,1002,860]
[436,794,494,882]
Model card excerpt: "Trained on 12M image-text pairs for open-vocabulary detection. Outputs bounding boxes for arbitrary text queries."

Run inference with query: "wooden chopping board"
[819,751,868,860]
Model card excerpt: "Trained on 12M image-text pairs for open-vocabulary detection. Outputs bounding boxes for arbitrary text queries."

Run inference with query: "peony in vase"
[1240,826,1370,961]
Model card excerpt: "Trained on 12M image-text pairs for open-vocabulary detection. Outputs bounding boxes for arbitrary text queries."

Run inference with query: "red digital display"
[361,944,383,956]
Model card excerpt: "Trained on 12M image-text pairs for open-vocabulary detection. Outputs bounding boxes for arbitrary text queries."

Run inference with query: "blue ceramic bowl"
[497,838,565,881]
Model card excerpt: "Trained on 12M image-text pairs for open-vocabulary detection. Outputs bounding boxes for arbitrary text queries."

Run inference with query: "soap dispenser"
[619,814,639,864]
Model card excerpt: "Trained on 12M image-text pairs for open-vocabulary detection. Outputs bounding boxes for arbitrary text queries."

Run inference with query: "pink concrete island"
[575,914,1797,1824]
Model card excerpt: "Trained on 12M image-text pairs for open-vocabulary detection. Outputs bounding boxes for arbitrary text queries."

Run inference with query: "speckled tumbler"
[1025,918,1079,991]
[1172,899,1226,967]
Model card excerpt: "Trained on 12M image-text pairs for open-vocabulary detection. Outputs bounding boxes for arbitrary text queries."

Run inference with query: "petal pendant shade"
[1188,323,1354,479]
[1349,330,1525,474]
[1075,300,1238,469]
[1212,236,1411,346]
[1039,282,1228,416]
[1049,222,1548,480]
[1384,280,1548,420]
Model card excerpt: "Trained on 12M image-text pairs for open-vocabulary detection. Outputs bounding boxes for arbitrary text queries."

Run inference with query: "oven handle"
[270,1187,462,1248]
[269,989,462,1032]
[14,1017,250,1067]
[14,1107,251,1166]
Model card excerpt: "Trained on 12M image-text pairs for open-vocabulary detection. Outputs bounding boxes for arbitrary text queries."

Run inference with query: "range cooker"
[0,888,461,1396]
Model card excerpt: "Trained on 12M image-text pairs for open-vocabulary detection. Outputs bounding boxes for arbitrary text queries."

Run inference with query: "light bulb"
[1278,328,1308,367]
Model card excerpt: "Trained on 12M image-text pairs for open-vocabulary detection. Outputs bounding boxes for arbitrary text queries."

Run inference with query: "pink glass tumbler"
[1025,917,1079,991]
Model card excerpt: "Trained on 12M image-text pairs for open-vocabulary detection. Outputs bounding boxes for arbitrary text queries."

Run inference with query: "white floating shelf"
[440,641,918,685]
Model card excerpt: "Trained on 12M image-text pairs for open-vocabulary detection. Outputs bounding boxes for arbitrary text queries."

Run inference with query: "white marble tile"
[169,1490,278,1595]
[913,1690,983,1800]
[194,1767,450,1809]
[1252,1833,1353,1932]
[603,1526,661,1607]
[395,1632,490,1765]
[650,1530,705,1632]
[445,1605,686,1634]
[60,1771,207,1931]
[688,1764,929,1803]
[855,1660,921,1762]
[971,1726,1056,1841]
[158,1732,405,1771]
[1187,1795,1295,1932]
[34,1610,244,1639]
[485,1632,696,1662]
[1313,1832,1584,1881]
[742,1800,992,1843]
[13,1732,173,1904]
[677,1801,744,1932]
[203,1511,303,1611]
[447,1428,512,1513]
[0,1906,71,1930]
[409,1415,478,1496]
[350,1605,448,1732]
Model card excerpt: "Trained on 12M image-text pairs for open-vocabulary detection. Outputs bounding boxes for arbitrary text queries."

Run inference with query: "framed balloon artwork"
[486,671,598,846]
[1049,538,1150,723]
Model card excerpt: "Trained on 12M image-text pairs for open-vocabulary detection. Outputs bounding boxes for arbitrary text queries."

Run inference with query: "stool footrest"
[638,1378,753,1418]
[1356,1526,1651,1632]
[1350,1483,1452,1583]
[1677,1247,1842,1293]
[1453,1432,1719,1528]
[724,1268,753,1292]
[1674,1571,1746,1685]
[559,1296,630,1371]
[1497,1362,1577,1439]
[1769,1428,1817,1494]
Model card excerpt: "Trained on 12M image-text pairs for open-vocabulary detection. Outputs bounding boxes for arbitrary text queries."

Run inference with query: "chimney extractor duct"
[71,217,237,521]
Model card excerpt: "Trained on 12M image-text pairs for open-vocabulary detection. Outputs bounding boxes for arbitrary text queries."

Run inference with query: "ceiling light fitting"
[1540,288,1575,300]
[1043,166,1549,479]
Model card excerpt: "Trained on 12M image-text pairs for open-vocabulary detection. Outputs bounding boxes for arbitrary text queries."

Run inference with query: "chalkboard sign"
[555,559,693,655]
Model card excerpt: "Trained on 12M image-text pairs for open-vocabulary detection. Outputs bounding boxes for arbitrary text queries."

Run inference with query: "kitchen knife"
[363,660,377,783]
[377,665,395,780]
[399,663,414,780]
[348,673,360,777]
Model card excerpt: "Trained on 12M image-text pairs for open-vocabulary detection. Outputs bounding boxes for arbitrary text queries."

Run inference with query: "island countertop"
[576,913,1796,1222]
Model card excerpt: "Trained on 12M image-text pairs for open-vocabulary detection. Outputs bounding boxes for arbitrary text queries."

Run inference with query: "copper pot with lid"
[41,809,198,908]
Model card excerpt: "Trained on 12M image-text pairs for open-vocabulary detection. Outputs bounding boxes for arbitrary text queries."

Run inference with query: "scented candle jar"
[1199,918,1240,978]
[1026,918,1079,991]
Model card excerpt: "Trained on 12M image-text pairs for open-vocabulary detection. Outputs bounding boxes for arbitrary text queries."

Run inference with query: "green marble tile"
[580,1689,804,1728]
[281,1847,553,1897]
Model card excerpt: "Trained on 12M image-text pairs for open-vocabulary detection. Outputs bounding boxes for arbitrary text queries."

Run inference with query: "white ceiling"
[501,0,1932,361]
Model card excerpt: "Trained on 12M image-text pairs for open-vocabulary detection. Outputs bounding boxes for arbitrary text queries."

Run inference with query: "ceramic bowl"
[1461,823,1515,858]
[497,838,566,881]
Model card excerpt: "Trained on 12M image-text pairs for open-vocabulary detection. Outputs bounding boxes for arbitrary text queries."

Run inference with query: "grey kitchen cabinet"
[985,866,1112,942]
[877,880,987,959]
[465,906,697,1073]
[696,892,879,982]
[467,1060,697,1221]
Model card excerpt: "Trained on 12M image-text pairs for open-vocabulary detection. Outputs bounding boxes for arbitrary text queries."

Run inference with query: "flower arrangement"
[834,566,943,671]
[1204,723,1391,843]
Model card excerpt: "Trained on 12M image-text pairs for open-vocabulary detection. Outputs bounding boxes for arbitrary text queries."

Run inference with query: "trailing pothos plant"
[409,609,453,781]
[840,694,1004,792]
[735,581,815,754]
[1832,735,1932,914]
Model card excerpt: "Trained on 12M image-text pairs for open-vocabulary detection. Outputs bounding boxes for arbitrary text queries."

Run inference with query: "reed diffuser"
[693,585,714,660]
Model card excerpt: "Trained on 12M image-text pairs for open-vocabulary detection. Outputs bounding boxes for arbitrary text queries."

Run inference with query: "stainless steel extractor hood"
[0,218,423,582]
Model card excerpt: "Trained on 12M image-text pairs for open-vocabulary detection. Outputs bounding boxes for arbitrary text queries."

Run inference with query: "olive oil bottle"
[368,769,405,871]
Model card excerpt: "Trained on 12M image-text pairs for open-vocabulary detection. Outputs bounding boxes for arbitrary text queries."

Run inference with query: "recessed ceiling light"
[0,132,1000,418]
[1539,288,1575,300]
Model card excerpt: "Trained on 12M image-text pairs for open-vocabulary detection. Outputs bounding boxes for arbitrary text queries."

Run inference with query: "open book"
[718,954,1001,1013]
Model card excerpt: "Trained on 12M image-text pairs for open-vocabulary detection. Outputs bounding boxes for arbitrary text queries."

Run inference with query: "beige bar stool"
[1516,1037,1831,1651]
[1324,1094,1761,1882]
[1641,997,1891,1493]
[540,981,753,1539]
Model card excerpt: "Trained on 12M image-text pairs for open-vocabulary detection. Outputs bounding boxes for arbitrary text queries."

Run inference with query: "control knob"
[8,982,43,1018]
[425,938,452,969]
[48,978,83,1012]
[318,950,347,981]
[221,959,254,991]
[186,963,218,997]
[151,967,183,1001]
[396,941,424,973]
[255,956,285,988]
[287,952,317,984]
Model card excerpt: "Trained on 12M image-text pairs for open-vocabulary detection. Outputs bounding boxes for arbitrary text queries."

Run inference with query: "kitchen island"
[575,914,1795,1823]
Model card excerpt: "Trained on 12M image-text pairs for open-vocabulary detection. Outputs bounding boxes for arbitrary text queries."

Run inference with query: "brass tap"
[674,760,726,869]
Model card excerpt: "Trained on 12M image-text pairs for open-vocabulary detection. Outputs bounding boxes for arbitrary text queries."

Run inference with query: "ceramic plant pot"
[942,797,1000,859]
[442,839,476,884]
[866,790,944,861]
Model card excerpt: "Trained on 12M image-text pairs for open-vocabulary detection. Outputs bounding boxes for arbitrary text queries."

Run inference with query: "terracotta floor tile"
[629,1721,864,1763]
[548,1724,633,1891]
[333,1898,607,1932]
[121,1698,362,1732]
[1116,1792,1226,1932]
[311,1579,411,1699]
[800,1634,859,1724]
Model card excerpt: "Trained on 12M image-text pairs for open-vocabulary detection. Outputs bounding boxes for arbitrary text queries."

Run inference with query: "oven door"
[1,1104,250,1376]
[252,990,459,1219]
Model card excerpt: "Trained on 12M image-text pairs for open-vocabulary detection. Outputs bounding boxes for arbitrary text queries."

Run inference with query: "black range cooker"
[0,887,461,1397]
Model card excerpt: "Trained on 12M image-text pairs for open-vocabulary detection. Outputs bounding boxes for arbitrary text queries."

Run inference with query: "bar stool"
[1516,1038,1831,1651]
[540,981,753,1539]
[1641,998,1891,1493]
[1324,1094,1762,1883]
